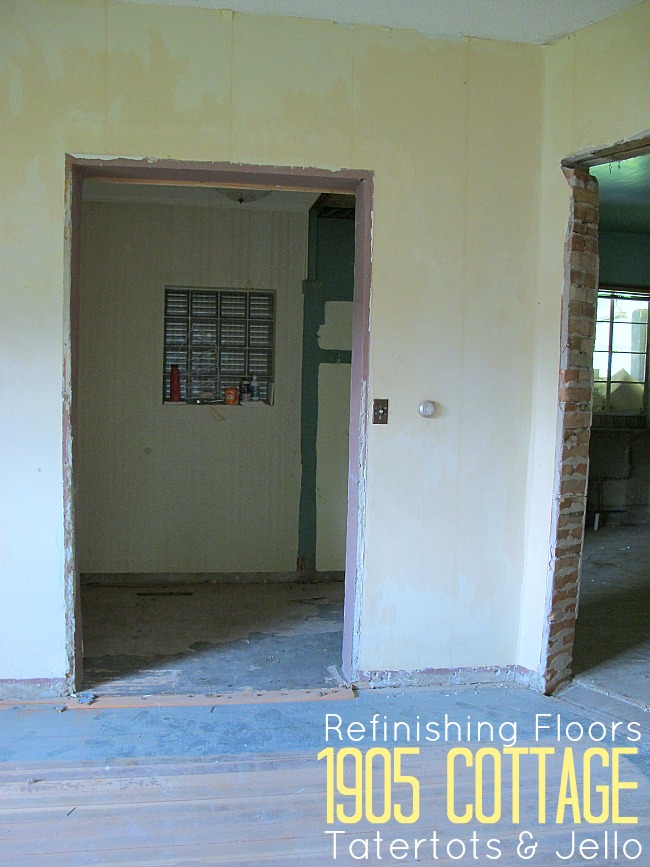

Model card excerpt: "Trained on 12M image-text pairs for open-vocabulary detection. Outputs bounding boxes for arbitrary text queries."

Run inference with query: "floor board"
[1,741,646,865]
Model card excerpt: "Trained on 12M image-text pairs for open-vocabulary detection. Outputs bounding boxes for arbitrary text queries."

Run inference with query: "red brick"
[573,203,598,223]
[573,187,600,207]
[560,386,592,402]
[563,410,591,430]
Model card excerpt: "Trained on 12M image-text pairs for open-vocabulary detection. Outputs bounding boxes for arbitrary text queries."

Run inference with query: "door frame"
[542,133,650,694]
[63,155,373,691]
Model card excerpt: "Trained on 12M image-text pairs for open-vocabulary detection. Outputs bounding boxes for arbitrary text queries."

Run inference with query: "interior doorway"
[573,153,650,706]
[544,138,650,700]
[64,158,372,696]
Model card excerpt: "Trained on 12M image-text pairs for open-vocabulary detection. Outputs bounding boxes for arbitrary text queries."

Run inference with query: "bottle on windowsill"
[251,374,260,401]
[170,364,181,402]
[239,374,251,403]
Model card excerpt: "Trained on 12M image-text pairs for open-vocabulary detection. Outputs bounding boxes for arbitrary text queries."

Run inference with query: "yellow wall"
[1,0,648,687]
[77,201,306,574]
[517,1,650,673]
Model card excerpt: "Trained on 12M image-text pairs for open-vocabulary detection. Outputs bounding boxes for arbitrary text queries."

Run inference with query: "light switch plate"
[373,399,388,424]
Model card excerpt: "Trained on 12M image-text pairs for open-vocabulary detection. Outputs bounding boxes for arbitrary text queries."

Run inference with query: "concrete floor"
[574,522,650,707]
[81,579,345,695]
[3,552,650,863]
[81,521,650,709]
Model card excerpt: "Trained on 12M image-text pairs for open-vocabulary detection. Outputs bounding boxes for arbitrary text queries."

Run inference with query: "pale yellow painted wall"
[517,0,650,673]
[1,0,648,685]
[77,201,306,573]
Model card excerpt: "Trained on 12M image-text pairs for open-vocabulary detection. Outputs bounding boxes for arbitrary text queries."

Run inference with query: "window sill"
[163,400,270,407]
[591,414,647,430]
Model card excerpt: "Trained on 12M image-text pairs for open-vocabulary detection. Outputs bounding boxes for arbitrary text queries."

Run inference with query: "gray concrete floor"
[5,558,650,863]
[81,579,345,695]
[574,522,650,707]
[82,522,650,708]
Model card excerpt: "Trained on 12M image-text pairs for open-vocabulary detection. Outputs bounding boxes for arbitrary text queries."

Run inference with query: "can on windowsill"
[223,386,239,405]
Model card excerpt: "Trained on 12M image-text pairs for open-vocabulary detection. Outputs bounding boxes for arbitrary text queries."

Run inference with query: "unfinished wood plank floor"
[1,745,646,865]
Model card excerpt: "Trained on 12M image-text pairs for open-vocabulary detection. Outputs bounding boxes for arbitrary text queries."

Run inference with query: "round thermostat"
[418,401,437,418]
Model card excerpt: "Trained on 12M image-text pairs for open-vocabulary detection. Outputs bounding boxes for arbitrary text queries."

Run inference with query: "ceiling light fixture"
[218,188,273,205]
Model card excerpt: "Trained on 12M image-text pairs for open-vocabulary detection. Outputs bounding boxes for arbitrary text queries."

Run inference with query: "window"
[593,287,650,418]
[163,286,274,403]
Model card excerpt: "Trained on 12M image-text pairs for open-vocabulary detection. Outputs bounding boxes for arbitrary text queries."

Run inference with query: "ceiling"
[128,0,646,45]
[592,155,650,233]
[83,180,320,211]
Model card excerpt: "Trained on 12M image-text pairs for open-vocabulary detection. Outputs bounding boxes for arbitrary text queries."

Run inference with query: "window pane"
[592,381,607,412]
[610,352,646,383]
[596,296,612,321]
[613,298,648,324]
[248,320,273,346]
[594,320,610,352]
[189,376,216,399]
[165,288,189,317]
[248,349,272,377]
[220,349,246,378]
[609,379,645,413]
[220,292,247,318]
[611,321,647,354]
[220,321,246,346]
[190,347,217,376]
[165,318,188,345]
[249,293,274,319]
[191,292,218,318]
[191,321,217,345]
[163,286,275,403]
[593,351,610,382]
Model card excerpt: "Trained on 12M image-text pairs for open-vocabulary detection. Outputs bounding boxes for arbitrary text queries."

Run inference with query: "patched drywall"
[318,302,354,351]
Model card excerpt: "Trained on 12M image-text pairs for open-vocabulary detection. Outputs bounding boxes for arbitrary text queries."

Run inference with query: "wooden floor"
[1,739,646,865]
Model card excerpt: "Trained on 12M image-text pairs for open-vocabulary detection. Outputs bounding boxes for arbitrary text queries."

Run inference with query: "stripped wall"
[77,200,307,573]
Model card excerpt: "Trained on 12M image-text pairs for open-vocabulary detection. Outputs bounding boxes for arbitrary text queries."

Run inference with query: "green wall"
[299,211,354,570]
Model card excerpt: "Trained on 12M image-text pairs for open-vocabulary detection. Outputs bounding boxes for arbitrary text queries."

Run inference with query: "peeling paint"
[357,665,542,691]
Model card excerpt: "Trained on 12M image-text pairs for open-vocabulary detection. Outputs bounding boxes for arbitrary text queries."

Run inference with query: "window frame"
[162,285,275,405]
[592,284,650,425]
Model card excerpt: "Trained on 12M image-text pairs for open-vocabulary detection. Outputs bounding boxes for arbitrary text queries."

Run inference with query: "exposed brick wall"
[543,167,599,695]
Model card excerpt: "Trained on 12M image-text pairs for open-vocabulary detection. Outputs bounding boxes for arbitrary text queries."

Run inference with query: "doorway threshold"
[1,685,356,712]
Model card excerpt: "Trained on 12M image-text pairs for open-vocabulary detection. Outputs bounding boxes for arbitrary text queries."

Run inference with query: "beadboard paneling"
[76,202,307,573]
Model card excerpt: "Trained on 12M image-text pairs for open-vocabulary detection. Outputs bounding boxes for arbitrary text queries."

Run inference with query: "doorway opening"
[64,158,372,696]
[543,137,650,702]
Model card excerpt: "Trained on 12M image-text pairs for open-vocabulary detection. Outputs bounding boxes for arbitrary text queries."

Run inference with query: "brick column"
[543,167,599,694]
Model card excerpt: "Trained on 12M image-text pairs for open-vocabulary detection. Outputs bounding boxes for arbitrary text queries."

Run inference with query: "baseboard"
[0,678,68,700]
[355,665,543,691]
[81,571,345,586]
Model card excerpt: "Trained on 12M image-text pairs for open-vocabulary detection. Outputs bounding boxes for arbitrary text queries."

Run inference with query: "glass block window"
[593,288,650,416]
[163,286,274,402]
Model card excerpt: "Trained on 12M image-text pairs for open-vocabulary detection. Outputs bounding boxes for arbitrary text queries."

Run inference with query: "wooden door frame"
[63,155,373,691]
